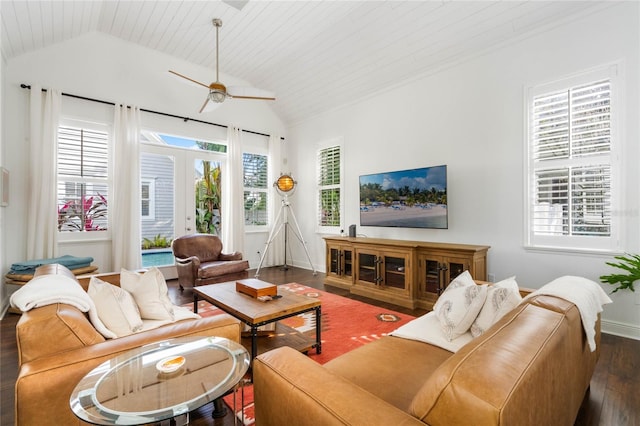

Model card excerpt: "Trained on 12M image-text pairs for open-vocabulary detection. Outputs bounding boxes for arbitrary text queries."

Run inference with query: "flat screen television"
[359,165,447,229]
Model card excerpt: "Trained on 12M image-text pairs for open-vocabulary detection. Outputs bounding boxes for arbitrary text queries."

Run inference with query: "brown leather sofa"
[172,233,249,290]
[14,264,241,426]
[253,293,601,426]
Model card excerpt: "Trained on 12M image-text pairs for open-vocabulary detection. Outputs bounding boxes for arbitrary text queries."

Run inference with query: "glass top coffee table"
[70,336,249,425]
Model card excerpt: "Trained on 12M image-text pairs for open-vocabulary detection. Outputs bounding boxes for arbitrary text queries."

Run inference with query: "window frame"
[243,151,269,232]
[316,138,344,234]
[141,178,156,220]
[524,63,622,253]
[57,118,111,242]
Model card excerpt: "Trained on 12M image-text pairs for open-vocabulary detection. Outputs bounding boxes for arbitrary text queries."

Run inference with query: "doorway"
[140,135,226,270]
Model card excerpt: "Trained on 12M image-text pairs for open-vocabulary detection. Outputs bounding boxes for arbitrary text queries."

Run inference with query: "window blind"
[58,126,108,178]
[318,146,341,186]
[530,78,612,240]
[57,125,109,232]
[243,153,268,188]
[243,153,268,226]
[317,145,341,227]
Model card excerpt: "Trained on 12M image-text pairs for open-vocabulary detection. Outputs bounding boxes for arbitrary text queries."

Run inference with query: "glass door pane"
[448,262,466,282]
[424,259,440,294]
[358,252,377,284]
[194,158,222,235]
[384,256,406,289]
[343,250,352,277]
[329,247,340,275]
[140,152,175,268]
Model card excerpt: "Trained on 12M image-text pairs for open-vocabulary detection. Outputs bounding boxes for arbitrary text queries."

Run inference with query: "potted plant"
[599,253,640,293]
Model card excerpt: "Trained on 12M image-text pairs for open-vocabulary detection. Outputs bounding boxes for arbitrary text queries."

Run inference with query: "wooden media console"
[324,236,489,310]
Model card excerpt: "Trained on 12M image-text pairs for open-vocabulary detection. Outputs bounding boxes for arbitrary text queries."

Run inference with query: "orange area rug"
[186,283,415,425]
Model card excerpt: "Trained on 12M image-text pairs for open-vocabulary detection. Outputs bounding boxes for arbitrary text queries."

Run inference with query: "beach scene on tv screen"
[359,165,447,229]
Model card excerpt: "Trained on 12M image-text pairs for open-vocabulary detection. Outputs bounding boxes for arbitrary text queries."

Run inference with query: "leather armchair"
[172,234,249,290]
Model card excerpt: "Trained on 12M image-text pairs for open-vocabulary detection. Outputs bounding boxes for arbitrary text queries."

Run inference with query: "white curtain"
[221,126,245,253]
[111,104,141,270]
[265,134,285,266]
[27,84,61,260]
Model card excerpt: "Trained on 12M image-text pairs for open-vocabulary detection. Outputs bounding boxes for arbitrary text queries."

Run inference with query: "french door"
[140,144,226,270]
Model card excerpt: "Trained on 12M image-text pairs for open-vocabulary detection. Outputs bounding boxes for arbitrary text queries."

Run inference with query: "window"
[526,65,619,252]
[243,153,268,227]
[317,141,343,232]
[141,179,155,220]
[57,123,109,233]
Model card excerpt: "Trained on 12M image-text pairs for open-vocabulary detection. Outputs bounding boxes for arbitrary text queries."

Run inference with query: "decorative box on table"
[236,279,277,298]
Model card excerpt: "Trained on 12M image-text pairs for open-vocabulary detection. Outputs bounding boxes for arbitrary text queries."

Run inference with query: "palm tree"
[195,161,221,235]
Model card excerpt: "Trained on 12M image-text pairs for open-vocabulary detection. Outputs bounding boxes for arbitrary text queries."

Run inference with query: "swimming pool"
[141,250,174,267]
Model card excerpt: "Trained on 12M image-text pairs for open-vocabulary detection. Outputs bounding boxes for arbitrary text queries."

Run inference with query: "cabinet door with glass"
[325,241,353,288]
[417,254,470,307]
[355,248,410,293]
[355,249,379,286]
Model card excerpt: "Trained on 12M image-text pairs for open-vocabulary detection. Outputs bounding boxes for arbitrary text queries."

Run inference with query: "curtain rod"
[20,83,284,140]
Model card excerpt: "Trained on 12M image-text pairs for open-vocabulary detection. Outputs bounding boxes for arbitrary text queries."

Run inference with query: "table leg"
[212,398,227,418]
[315,306,322,354]
[193,293,198,314]
[251,325,258,361]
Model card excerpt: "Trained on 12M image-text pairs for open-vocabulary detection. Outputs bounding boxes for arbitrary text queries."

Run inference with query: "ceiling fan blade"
[227,86,276,101]
[199,96,223,113]
[198,97,210,114]
[169,70,210,89]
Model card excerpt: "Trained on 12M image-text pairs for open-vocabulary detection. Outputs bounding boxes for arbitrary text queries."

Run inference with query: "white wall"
[1,32,285,306]
[287,3,640,339]
[0,48,6,314]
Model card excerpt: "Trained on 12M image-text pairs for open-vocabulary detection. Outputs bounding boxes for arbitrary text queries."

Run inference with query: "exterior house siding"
[140,152,174,244]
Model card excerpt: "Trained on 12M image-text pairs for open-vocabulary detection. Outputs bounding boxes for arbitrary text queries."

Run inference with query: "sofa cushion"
[120,267,175,321]
[324,336,453,413]
[88,276,143,337]
[198,259,250,279]
[433,271,487,341]
[254,346,427,426]
[470,276,522,337]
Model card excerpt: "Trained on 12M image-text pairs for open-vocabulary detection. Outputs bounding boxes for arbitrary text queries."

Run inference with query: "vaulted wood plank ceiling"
[1,1,610,124]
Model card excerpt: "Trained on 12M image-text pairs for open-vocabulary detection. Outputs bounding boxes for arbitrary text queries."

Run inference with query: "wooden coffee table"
[193,281,322,362]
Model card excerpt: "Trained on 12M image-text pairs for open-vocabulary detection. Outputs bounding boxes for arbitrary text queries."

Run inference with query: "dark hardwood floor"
[1,266,639,425]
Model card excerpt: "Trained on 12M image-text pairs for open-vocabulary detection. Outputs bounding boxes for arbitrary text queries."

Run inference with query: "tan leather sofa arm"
[15,314,241,426]
[253,346,424,426]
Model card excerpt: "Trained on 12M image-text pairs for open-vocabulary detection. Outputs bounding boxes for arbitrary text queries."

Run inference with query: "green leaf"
[600,253,640,293]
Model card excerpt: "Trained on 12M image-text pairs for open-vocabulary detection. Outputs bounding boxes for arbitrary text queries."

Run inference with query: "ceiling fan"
[169,18,275,113]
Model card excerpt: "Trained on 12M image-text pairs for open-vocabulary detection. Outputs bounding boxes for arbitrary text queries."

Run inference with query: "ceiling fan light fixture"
[209,90,226,103]
[208,81,227,103]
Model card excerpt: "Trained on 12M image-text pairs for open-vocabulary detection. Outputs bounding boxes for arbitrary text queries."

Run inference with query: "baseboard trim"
[602,319,640,341]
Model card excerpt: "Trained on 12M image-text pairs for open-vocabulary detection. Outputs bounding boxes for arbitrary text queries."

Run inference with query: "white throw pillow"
[471,276,522,338]
[87,276,143,337]
[120,267,175,321]
[433,270,488,341]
